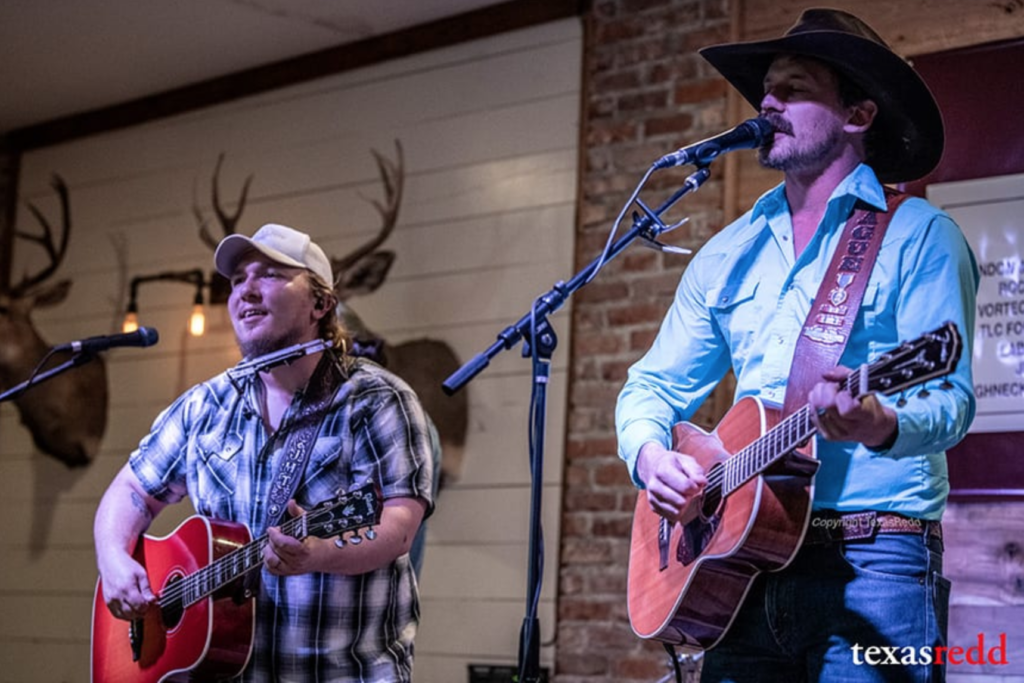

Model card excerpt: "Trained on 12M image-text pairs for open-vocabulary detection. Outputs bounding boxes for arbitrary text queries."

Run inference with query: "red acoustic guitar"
[627,322,962,649]
[91,484,381,683]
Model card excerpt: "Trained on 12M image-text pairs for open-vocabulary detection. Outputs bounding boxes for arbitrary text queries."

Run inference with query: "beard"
[237,328,306,360]
[758,116,843,175]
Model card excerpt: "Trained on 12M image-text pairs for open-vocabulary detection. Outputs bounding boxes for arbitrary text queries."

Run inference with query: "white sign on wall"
[928,172,1024,433]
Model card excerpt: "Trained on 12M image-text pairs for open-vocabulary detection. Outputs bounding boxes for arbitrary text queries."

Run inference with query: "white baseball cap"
[214,223,333,285]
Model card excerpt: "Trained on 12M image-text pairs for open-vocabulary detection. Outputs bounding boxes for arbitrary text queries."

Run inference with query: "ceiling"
[0,0,509,138]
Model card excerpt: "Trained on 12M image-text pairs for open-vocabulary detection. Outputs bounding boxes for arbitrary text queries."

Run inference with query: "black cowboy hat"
[699,8,944,183]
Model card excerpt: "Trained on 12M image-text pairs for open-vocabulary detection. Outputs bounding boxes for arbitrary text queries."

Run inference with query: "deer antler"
[331,140,405,276]
[193,153,253,251]
[13,175,71,296]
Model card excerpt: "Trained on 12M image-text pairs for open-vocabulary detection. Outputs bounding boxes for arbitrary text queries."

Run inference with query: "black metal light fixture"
[122,268,230,336]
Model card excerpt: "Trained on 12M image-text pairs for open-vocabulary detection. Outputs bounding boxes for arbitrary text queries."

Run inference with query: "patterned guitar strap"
[264,350,347,529]
[245,350,346,593]
[781,189,910,418]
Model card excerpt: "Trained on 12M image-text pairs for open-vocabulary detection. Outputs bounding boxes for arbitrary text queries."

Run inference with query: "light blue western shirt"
[616,164,978,520]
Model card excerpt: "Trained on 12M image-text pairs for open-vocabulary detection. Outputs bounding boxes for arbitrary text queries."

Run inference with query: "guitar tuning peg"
[349,532,363,545]
[365,528,377,541]
[334,537,346,548]
[896,394,907,408]
[917,388,930,398]
[940,379,954,390]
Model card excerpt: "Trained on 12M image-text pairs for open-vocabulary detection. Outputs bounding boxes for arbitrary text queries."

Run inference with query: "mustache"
[763,115,792,136]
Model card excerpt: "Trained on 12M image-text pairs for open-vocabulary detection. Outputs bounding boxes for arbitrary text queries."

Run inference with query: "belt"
[804,510,942,545]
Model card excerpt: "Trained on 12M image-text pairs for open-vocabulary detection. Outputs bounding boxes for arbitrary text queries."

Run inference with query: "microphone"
[652,117,774,169]
[56,327,160,354]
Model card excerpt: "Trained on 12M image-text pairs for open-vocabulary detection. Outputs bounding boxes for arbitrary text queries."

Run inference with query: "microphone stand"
[443,165,712,683]
[0,350,99,404]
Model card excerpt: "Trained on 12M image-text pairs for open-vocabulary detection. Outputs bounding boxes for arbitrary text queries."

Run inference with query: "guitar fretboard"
[158,515,307,611]
[715,373,864,498]
[718,406,814,496]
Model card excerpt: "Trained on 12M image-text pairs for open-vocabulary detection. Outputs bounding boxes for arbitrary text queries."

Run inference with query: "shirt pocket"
[193,433,242,518]
[707,279,761,356]
[858,282,884,327]
[303,436,347,506]
[856,282,894,347]
[857,282,901,360]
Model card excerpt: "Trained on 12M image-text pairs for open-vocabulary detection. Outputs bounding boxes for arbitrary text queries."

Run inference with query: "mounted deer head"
[330,142,467,486]
[0,175,108,467]
[195,146,468,485]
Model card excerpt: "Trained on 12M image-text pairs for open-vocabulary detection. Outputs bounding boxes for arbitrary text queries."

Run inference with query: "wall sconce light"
[122,268,230,336]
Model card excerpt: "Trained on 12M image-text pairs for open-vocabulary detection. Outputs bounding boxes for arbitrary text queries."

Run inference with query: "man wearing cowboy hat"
[616,8,977,681]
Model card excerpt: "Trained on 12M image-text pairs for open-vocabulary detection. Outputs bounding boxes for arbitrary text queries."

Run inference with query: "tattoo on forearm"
[130,492,153,523]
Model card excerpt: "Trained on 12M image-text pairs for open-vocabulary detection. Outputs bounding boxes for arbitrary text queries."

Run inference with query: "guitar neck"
[719,406,814,496]
[720,373,868,497]
[159,515,307,611]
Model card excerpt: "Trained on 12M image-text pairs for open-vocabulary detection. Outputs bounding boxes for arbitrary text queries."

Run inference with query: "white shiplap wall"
[0,18,580,682]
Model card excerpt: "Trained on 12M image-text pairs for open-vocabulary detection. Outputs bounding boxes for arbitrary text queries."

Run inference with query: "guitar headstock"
[854,321,962,398]
[304,483,383,545]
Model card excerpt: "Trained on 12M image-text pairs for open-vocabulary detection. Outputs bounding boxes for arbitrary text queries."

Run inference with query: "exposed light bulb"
[189,305,205,337]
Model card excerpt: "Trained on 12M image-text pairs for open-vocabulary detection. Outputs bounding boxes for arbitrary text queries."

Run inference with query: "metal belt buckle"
[842,511,877,541]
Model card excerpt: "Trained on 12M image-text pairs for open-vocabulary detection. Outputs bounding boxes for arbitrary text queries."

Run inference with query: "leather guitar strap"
[263,350,346,530]
[781,189,910,417]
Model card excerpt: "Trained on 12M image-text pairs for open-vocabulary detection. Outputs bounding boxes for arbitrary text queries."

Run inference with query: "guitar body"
[627,396,817,649]
[91,516,255,683]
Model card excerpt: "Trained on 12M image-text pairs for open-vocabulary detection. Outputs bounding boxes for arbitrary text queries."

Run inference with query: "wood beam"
[5,0,589,152]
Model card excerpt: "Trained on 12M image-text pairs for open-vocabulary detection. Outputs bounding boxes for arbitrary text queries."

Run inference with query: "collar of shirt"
[751,163,889,242]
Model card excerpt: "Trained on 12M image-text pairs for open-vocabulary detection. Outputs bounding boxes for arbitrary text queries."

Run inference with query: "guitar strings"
[157,514,307,609]
[156,491,375,609]
[700,404,821,497]
[699,372,855,498]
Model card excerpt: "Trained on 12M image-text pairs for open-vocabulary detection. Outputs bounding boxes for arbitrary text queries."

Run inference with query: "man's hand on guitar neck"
[636,442,708,524]
[808,367,899,449]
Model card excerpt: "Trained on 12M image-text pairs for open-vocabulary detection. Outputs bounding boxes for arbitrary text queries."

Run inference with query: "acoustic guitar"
[627,322,962,649]
[91,483,381,683]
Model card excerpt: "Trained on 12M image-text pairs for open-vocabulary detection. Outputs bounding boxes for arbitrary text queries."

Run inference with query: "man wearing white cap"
[94,223,434,682]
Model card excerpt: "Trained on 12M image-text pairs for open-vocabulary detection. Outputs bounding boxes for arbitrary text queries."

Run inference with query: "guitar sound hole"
[671,463,726,567]
[700,463,725,520]
[677,512,721,566]
[161,575,184,629]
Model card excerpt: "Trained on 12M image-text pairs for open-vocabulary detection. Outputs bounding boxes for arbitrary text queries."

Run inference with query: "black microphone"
[56,327,160,354]
[652,117,774,169]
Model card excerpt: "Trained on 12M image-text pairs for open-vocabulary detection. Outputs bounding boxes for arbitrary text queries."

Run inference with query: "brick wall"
[557,1,734,680]
[557,1,1024,681]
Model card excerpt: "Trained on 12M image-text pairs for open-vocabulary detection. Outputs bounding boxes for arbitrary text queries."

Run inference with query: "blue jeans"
[700,532,950,683]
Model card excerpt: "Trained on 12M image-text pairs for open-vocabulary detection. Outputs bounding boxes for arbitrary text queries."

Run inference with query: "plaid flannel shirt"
[130,353,434,682]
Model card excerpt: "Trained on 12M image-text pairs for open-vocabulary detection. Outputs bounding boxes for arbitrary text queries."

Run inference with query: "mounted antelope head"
[194,146,468,485]
[0,175,108,467]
